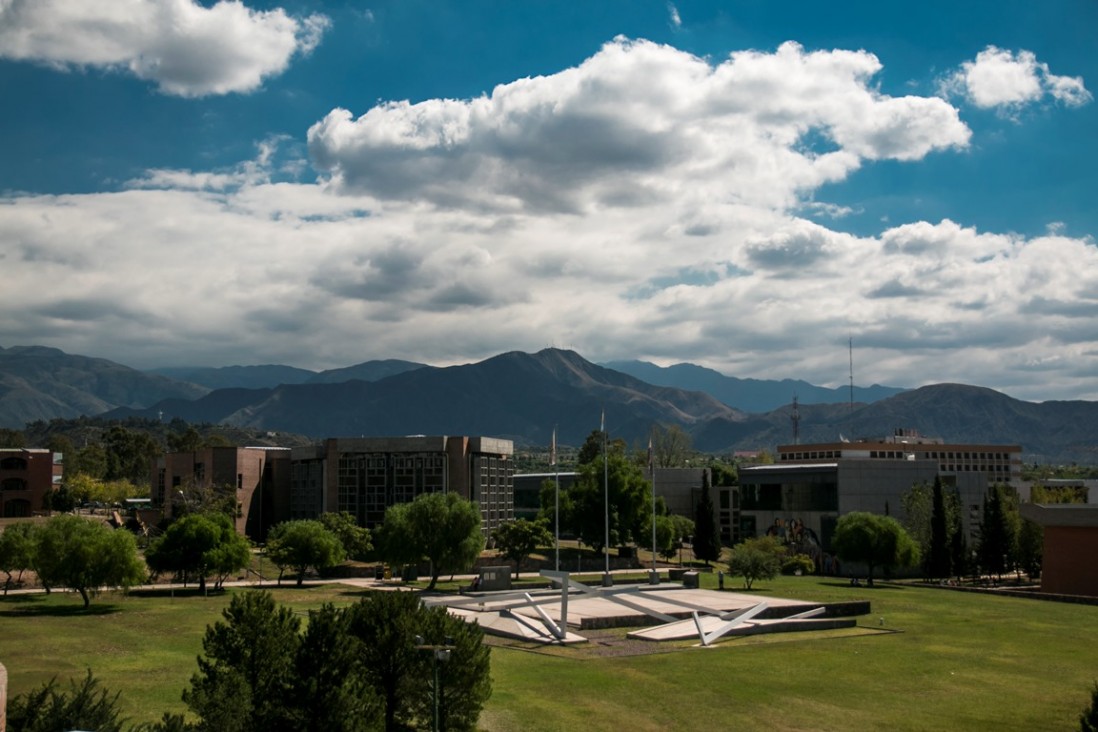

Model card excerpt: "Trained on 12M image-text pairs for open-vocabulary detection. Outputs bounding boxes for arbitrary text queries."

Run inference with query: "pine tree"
[1082,681,1098,732]
[928,476,952,579]
[978,484,1018,580]
[950,514,969,580]
[692,470,721,566]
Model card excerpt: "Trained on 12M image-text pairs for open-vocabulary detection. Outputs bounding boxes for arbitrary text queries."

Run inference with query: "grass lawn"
[2,575,1096,730]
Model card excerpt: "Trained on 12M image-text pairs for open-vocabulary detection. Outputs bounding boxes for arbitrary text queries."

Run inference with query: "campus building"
[0,448,62,517]
[299,436,515,533]
[1020,503,1098,598]
[738,432,1023,555]
[513,472,579,522]
[153,435,515,539]
[151,446,292,540]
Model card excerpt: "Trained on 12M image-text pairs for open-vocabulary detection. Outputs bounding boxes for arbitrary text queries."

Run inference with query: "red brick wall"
[0,450,54,517]
[1042,526,1098,597]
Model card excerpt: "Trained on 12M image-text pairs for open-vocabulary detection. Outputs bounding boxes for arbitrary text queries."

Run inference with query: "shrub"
[781,553,816,576]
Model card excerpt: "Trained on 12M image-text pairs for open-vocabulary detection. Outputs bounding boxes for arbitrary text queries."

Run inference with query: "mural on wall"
[765,517,842,576]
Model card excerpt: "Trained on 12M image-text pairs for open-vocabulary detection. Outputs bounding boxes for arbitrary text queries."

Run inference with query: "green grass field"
[1,575,1096,730]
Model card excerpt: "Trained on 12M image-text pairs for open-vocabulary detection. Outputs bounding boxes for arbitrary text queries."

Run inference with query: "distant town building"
[153,435,515,539]
[0,448,61,517]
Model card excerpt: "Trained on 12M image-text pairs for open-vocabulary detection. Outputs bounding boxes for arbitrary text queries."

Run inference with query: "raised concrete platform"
[428,582,867,645]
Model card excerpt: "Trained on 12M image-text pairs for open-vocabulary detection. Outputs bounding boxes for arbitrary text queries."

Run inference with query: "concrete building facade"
[0,448,61,517]
[314,436,514,533]
[513,472,579,523]
[738,434,1021,554]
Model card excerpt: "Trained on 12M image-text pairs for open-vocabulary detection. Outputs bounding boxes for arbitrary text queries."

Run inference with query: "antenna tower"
[791,395,800,445]
[848,337,855,436]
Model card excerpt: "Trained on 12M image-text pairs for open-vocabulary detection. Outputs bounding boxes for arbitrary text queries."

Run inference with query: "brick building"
[154,435,515,538]
[0,448,61,517]
[151,446,291,540]
[1020,503,1098,597]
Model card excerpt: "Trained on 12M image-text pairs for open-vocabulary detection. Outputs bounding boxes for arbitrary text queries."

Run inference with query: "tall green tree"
[693,471,721,566]
[70,442,108,481]
[291,603,382,732]
[650,423,692,468]
[406,599,493,731]
[6,670,126,732]
[927,476,952,579]
[183,591,300,732]
[146,513,250,593]
[901,481,932,563]
[950,517,970,580]
[1016,518,1043,579]
[34,514,146,607]
[0,521,38,594]
[493,518,552,578]
[346,590,491,732]
[103,425,161,485]
[831,512,920,586]
[564,450,651,553]
[575,428,625,467]
[978,484,1019,580]
[266,520,345,587]
[379,492,484,591]
[319,510,373,561]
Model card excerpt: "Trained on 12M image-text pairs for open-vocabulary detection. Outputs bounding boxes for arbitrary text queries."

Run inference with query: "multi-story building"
[512,472,579,523]
[308,436,514,533]
[775,430,1023,484]
[154,435,516,538]
[0,448,61,517]
[738,432,1023,553]
[151,446,291,540]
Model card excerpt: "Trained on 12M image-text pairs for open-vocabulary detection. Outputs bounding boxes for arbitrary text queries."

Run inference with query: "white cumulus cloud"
[308,39,970,214]
[3,38,1097,401]
[0,0,328,97]
[942,45,1092,112]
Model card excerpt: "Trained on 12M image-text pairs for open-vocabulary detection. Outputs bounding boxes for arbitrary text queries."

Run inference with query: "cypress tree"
[692,470,721,566]
[928,476,952,579]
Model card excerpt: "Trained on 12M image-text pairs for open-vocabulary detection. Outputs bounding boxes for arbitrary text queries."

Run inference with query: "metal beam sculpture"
[430,570,839,647]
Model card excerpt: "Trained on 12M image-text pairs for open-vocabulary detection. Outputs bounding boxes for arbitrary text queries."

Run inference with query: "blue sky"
[1,0,1096,402]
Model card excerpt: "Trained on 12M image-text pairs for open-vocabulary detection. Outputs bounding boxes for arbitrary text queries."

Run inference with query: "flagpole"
[551,426,559,572]
[649,436,657,574]
[602,408,609,579]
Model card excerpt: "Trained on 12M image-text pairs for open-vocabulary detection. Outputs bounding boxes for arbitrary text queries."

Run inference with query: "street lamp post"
[415,635,455,732]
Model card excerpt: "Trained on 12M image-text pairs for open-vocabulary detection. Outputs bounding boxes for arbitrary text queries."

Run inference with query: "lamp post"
[415,635,455,732]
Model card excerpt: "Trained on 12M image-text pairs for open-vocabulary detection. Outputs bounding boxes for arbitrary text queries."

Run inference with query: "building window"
[1,478,28,492]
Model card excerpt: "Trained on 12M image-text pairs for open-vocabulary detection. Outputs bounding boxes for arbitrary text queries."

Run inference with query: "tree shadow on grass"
[127,587,227,600]
[0,596,122,617]
[814,580,909,590]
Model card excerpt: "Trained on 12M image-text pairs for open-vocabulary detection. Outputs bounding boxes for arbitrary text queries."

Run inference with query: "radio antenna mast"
[848,337,855,436]
[791,394,800,445]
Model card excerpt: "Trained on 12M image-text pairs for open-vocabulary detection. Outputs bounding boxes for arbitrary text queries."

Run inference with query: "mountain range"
[2,345,1096,463]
